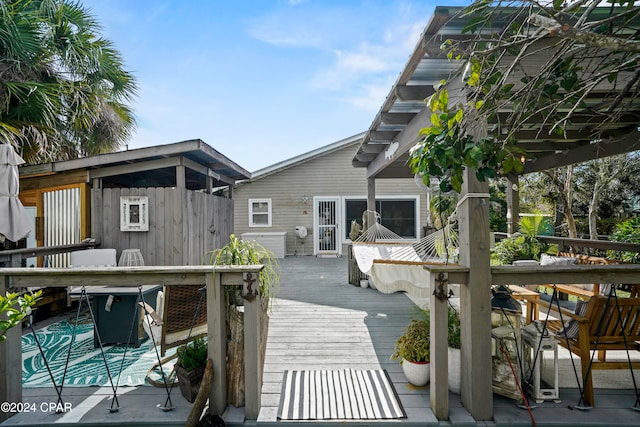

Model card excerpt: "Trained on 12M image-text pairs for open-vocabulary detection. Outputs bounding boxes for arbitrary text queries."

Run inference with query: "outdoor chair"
[140,285,207,356]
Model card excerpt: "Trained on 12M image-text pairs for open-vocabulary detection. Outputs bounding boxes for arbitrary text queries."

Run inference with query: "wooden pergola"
[352,6,640,422]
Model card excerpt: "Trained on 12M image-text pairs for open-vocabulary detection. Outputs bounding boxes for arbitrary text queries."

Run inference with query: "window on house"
[345,197,418,239]
[249,199,272,227]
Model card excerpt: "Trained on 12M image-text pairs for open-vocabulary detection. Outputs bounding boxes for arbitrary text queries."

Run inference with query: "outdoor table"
[70,285,161,347]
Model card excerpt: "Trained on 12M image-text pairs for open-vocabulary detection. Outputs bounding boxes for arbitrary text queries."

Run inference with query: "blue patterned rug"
[22,319,176,388]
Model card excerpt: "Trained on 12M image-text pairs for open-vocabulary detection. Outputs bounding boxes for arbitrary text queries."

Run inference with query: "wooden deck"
[3,256,640,426]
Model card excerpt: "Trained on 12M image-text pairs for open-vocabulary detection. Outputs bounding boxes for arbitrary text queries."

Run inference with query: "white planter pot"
[401,359,430,387]
[448,347,461,394]
[360,279,369,288]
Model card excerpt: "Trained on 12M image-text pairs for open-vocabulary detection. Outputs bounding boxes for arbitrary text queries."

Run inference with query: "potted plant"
[175,337,207,403]
[208,234,280,406]
[391,318,430,386]
[447,306,462,394]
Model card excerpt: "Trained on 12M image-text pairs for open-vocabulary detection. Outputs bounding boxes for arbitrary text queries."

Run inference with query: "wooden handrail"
[493,233,640,253]
[0,265,264,422]
[0,240,99,267]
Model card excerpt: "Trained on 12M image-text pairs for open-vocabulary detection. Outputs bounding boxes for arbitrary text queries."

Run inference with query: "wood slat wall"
[93,187,233,266]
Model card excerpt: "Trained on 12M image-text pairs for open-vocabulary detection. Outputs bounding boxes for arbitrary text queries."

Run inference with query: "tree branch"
[529,14,640,52]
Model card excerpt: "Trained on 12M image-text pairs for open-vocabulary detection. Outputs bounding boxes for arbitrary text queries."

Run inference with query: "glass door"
[314,197,341,256]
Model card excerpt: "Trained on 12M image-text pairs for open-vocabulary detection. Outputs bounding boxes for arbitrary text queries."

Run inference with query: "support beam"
[366,177,376,228]
[366,107,432,178]
[523,129,640,173]
[395,84,435,101]
[208,272,227,415]
[430,274,449,420]
[243,272,262,419]
[506,175,519,235]
[380,112,417,125]
[457,168,493,421]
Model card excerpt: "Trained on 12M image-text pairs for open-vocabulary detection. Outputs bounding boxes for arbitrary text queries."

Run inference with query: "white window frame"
[248,198,272,227]
[342,195,420,242]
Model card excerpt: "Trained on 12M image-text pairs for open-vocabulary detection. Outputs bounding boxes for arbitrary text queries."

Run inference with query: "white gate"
[314,197,341,256]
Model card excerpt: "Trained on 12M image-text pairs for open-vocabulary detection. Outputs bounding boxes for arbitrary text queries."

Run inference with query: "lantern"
[491,285,523,403]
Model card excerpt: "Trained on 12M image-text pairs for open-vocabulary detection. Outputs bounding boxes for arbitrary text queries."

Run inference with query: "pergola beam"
[523,129,640,173]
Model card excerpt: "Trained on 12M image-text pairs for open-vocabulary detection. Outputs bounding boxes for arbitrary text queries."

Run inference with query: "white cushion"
[70,249,117,267]
[540,254,578,266]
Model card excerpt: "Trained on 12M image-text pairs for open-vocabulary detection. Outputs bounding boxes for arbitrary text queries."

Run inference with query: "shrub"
[177,337,207,371]
[391,319,430,363]
[608,217,640,263]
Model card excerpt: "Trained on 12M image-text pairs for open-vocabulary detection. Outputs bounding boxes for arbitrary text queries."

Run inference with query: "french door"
[314,197,341,256]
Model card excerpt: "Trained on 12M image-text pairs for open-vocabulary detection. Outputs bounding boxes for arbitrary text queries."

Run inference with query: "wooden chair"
[534,295,640,406]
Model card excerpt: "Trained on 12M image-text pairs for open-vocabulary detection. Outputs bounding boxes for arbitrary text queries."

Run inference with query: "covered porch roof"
[19,139,251,190]
[353,6,640,179]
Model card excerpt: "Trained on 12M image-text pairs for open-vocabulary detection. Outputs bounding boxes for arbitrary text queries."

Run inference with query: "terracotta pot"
[176,363,205,403]
[402,359,430,386]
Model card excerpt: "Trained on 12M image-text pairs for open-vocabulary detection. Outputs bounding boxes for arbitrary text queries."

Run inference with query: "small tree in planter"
[175,337,207,403]
[208,234,280,406]
[391,318,430,386]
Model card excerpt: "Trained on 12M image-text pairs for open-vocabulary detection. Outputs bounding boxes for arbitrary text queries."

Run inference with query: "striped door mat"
[277,369,406,421]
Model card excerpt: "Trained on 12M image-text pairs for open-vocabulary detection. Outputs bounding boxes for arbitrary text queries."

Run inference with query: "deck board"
[257,256,434,424]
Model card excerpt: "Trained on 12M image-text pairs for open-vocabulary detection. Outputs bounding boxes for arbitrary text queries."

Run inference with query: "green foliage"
[447,306,461,349]
[0,290,42,342]
[493,215,553,264]
[608,217,640,263]
[421,0,639,194]
[176,337,207,371]
[0,0,137,163]
[409,84,524,193]
[209,234,281,303]
[391,319,430,363]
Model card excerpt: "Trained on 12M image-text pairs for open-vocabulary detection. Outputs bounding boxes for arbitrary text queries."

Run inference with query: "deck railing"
[423,261,640,420]
[0,265,264,423]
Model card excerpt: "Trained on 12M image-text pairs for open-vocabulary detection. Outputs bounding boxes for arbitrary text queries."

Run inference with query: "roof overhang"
[20,139,251,190]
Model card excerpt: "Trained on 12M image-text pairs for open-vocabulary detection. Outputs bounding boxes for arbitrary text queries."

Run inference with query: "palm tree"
[0,0,137,164]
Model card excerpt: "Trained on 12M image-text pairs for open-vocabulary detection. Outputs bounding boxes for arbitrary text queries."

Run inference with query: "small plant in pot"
[391,318,430,386]
[175,337,207,403]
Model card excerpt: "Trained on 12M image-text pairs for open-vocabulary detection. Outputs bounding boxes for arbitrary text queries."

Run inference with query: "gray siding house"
[233,133,429,257]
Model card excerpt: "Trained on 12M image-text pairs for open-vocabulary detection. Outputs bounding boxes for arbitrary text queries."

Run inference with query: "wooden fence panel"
[92,187,233,266]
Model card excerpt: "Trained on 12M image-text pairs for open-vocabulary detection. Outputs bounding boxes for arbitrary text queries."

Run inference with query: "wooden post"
[243,272,262,419]
[429,272,449,420]
[366,177,376,228]
[506,175,519,235]
[0,275,22,422]
[207,271,227,415]
[457,168,493,420]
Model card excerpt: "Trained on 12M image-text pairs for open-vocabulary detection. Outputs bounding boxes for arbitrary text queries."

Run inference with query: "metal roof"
[20,139,251,190]
[353,6,640,179]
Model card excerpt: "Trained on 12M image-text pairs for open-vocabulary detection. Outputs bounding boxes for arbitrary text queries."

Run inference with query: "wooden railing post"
[207,271,227,415]
[242,271,262,419]
[430,272,449,420]
[0,275,22,422]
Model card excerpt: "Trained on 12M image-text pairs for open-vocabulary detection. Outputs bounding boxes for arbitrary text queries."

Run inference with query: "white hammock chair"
[352,211,458,298]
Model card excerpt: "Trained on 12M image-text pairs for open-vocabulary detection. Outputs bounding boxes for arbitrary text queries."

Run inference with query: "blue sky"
[82,1,450,172]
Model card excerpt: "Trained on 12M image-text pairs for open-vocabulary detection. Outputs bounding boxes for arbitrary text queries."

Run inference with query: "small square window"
[249,199,272,227]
